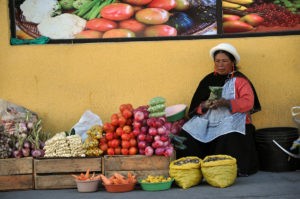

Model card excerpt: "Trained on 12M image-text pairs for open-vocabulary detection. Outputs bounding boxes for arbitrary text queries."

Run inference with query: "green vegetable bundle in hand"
[208,86,223,100]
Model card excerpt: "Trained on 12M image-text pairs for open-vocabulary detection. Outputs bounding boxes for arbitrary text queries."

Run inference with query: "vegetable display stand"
[102,154,175,180]
[34,157,102,189]
[0,157,33,191]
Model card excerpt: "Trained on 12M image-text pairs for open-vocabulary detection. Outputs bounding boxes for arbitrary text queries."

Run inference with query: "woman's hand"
[196,99,231,114]
[196,100,213,114]
[210,98,231,109]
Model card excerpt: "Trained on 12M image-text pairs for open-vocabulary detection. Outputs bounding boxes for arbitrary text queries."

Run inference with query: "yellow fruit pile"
[141,175,172,183]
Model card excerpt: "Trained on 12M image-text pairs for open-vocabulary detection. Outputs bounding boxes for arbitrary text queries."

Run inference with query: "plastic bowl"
[75,179,100,192]
[165,104,187,122]
[139,179,174,191]
[103,182,136,193]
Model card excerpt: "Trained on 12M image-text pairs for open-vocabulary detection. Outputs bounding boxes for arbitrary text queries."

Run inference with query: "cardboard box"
[103,154,175,180]
[34,157,102,189]
[0,157,33,191]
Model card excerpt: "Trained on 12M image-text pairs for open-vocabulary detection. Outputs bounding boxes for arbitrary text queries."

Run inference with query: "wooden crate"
[34,157,102,189]
[103,154,175,180]
[0,157,33,191]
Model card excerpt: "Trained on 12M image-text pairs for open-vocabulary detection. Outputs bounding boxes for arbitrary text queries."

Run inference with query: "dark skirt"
[176,124,259,176]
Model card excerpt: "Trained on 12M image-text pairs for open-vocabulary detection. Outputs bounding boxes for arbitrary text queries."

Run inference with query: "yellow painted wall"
[0,1,299,134]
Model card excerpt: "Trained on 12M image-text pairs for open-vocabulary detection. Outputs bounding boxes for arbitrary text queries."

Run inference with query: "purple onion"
[152,140,164,148]
[13,150,23,158]
[157,126,167,135]
[31,149,42,158]
[139,148,145,155]
[22,148,30,157]
[164,146,174,157]
[138,141,147,149]
[155,120,163,128]
[147,118,156,127]
[23,140,31,149]
[145,146,154,156]
[154,135,161,141]
[155,147,165,156]
[164,122,172,130]
[160,135,169,142]
[40,149,45,157]
[39,141,45,149]
[148,127,158,136]
[145,134,153,143]
[171,126,179,135]
[140,126,148,134]
[178,119,186,126]
[143,112,149,119]
[158,116,166,124]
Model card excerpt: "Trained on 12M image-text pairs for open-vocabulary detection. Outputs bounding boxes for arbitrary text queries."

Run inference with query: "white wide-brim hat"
[210,43,240,64]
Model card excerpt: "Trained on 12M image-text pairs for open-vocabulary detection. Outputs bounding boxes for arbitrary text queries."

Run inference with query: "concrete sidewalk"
[1,171,300,199]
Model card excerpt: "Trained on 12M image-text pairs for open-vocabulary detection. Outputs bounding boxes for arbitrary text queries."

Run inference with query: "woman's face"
[214,52,234,75]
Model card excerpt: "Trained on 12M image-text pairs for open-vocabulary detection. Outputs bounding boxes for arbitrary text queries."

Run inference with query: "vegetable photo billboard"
[8,0,300,45]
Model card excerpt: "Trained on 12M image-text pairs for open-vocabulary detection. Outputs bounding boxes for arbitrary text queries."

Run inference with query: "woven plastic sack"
[201,154,237,188]
[169,156,202,189]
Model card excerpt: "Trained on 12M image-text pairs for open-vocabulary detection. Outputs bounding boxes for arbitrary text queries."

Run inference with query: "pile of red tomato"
[76,0,190,38]
[100,104,138,155]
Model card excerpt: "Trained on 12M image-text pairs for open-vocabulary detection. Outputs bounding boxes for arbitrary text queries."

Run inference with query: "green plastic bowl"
[139,179,174,191]
[165,104,187,122]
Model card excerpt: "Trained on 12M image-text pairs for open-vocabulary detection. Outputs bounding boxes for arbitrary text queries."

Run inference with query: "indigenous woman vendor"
[178,43,261,176]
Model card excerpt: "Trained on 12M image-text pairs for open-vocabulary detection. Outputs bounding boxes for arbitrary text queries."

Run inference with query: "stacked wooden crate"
[1,154,176,190]
[33,157,102,189]
[0,157,33,191]
[102,154,175,180]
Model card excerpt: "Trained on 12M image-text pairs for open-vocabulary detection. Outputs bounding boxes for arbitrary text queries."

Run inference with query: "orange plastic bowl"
[103,182,136,193]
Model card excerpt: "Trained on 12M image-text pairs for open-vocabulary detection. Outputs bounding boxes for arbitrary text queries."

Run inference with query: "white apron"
[182,78,246,143]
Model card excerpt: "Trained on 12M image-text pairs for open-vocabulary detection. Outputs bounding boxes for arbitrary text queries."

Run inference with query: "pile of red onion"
[132,106,185,157]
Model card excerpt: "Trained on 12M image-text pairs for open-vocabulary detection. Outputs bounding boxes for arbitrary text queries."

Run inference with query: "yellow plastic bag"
[201,154,237,188]
[169,156,202,189]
